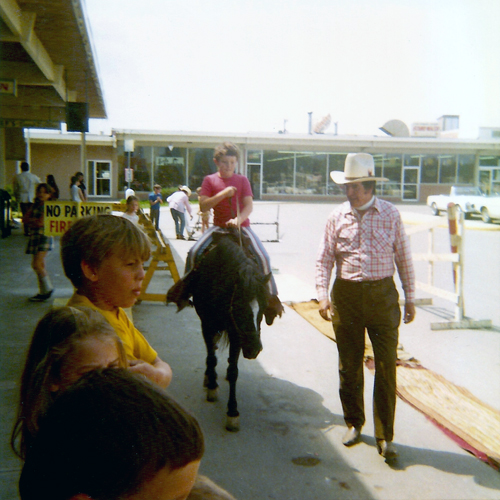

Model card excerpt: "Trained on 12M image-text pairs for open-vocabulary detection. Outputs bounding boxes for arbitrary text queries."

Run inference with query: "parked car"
[426,186,486,219]
[475,195,500,223]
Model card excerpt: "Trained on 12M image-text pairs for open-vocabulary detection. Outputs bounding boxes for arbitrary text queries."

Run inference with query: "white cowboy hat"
[330,153,388,184]
[180,185,192,197]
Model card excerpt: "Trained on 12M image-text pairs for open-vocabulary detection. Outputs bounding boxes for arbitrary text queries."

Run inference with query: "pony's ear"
[262,272,272,285]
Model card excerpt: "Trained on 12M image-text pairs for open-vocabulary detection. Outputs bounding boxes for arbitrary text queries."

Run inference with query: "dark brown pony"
[167,229,271,431]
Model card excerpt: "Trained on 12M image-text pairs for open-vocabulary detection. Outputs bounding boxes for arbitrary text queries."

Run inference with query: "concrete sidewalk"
[1,204,500,500]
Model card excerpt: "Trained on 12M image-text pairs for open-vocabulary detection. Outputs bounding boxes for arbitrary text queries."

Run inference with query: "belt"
[336,276,393,286]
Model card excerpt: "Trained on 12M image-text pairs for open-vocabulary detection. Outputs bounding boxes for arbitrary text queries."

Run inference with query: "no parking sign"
[44,201,114,236]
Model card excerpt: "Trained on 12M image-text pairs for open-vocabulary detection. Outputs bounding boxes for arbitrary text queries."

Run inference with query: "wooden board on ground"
[397,366,500,469]
[286,300,335,341]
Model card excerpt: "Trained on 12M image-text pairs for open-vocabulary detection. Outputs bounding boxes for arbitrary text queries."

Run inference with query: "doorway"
[402,166,419,201]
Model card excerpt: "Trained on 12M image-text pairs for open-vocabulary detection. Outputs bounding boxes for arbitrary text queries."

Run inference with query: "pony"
[167,229,271,431]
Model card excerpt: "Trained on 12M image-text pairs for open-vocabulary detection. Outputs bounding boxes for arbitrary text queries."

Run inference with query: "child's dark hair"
[11,306,126,459]
[19,368,204,500]
[60,215,151,288]
[35,183,51,198]
[126,195,139,205]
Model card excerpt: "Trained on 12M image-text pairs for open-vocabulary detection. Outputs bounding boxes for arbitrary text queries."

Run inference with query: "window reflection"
[263,151,294,194]
[458,155,475,184]
[439,155,457,184]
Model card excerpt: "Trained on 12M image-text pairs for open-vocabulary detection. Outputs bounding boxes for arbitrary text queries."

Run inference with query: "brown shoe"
[376,439,398,459]
[342,426,362,447]
[264,295,284,325]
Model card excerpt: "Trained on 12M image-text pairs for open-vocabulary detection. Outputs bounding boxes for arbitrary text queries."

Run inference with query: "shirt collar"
[342,196,381,216]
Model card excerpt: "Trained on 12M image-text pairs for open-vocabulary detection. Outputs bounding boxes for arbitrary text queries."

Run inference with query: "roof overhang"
[0,0,106,129]
[111,129,500,156]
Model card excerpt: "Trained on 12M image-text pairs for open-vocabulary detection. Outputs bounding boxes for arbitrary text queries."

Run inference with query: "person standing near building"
[70,175,84,202]
[149,184,163,230]
[315,153,416,460]
[46,175,59,200]
[167,185,192,240]
[75,172,87,201]
[14,162,41,236]
[122,195,140,226]
[24,183,54,301]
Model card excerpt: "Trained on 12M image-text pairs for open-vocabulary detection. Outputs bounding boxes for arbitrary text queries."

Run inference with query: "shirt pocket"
[371,228,393,254]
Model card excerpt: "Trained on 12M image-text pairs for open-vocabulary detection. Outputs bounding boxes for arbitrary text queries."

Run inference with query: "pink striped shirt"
[315,198,415,303]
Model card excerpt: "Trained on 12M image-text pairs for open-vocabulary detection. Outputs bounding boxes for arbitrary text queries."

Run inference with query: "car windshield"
[454,187,483,195]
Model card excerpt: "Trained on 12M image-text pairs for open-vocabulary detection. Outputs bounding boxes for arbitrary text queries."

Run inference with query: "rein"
[229,195,243,247]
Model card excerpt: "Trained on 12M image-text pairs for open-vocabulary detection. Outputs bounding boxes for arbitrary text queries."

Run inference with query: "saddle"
[166,228,256,312]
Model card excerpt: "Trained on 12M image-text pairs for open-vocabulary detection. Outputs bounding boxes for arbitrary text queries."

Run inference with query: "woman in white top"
[70,175,84,202]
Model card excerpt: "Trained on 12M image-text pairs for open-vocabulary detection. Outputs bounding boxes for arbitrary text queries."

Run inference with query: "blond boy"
[61,215,172,388]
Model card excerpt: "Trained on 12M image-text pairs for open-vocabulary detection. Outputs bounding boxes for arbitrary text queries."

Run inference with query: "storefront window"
[380,154,402,196]
[153,146,186,189]
[479,156,500,167]
[404,155,420,167]
[457,154,475,184]
[295,153,327,195]
[327,154,347,195]
[117,146,152,193]
[439,155,457,184]
[373,154,384,178]
[188,148,216,190]
[263,151,294,194]
[87,160,112,196]
[420,155,438,183]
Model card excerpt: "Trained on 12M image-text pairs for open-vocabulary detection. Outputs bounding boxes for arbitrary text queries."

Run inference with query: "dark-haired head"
[19,369,204,500]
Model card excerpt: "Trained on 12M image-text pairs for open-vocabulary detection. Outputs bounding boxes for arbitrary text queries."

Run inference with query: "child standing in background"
[196,186,211,233]
[122,195,140,226]
[24,183,54,302]
[149,184,163,230]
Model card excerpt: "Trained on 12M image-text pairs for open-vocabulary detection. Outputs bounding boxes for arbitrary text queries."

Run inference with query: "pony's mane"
[216,237,267,301]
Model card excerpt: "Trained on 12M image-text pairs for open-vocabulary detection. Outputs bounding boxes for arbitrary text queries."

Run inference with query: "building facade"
[9,129,500,203]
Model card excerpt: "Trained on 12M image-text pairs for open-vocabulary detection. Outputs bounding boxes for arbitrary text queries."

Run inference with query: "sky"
[83,0,500,138]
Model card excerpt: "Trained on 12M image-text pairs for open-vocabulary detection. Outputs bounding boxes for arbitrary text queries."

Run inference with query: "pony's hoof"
[206,388,218,402]
[226,416,240,432]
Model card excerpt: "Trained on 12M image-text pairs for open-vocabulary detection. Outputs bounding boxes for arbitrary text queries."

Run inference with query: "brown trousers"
[332,277,401,441]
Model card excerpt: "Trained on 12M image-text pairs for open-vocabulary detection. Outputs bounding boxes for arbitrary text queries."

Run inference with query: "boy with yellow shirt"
[61,215,172,388]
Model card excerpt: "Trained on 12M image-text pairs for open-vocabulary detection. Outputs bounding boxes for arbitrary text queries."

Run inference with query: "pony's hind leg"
[225,342,241,432]
[203,329,219,402]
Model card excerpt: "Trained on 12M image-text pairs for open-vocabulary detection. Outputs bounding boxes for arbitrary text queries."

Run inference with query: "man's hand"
[403,302,416,324]
[318,299,332,321]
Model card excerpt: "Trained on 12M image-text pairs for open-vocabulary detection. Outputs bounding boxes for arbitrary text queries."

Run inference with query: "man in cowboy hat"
[315,153,415,461]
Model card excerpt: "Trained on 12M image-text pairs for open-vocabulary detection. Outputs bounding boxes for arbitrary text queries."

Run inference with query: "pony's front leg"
[202,328,219,402]
[226,341,241,432]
